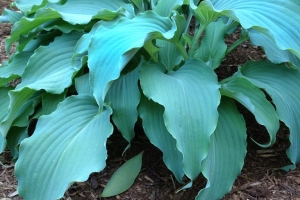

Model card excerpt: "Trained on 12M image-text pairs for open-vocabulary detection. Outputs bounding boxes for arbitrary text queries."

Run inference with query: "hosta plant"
[1,0,300,199]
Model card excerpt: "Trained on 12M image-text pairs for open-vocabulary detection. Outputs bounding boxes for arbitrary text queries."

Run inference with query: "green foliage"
[0,0,300,199]
[101,152,143,197]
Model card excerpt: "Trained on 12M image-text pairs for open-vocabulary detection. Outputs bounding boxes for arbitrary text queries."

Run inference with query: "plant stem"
[174,42,188,61]
[183,12,193,35]
[188,24,206,57]
[225,35,250,56]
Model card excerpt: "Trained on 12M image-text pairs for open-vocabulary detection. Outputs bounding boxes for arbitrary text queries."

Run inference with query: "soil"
[1,1,300,200]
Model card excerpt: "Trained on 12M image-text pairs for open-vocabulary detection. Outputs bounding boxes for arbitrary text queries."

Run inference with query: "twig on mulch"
[0,163,19,198]
[280,183,300,197]
[230,181,261,194]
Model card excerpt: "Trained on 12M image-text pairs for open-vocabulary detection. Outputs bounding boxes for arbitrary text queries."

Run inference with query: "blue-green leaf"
[0,87,12,122]
[247,28,300,68]
[153,0,184,17]
[11,96,39,127]
[101,152,143,197]
[203,0,300,59]
[0,8,23,23]
[73,20,119,59]
[140,58,220,180]
[157,40,183,71]
[15,95,113,200]
[75,74,93,96]
[220,16,239,34]
[45,0,135,23]
[21,30,60,52]
[143,40,160,62]
[88,11,177,107]
[196,97,247,199]
[6,127,28,160]
[7,0,135,51]
[73,21,101,65]
[0,51,33,86]
[190,0,221,25]
[0,134,5,154]
[0,89,40,154]
[15,0,45,14]
[105,67,140,145]
[41,92,66,115]
[42,19,87,33]
[0,88,36,152]
[194,19,227,69]
[138,96,184,183]
[220,78,279,147]
[16,32,82,94]
[238,61,300,165]
[130,0,148,12]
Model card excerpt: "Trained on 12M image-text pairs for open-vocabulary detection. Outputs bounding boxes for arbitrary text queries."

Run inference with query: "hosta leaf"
[75,74,93,96]
[88,11,177,107]
[7,0,134,51]
[15,95,113,200]
[203,0,300,59]
[190,0,221,25]
[41,92,66,115]
[101,152,143,197]
[220,16,239,34]
[73,20,118,59]
[194,19,227,69]
[7,11,59,51]
[42,19,87,33]
[0,33,75,147]
[16,32,83,94]
[168,13,187,57]
[6,127,28,160]
[220,78,279,147]
[74,23,99,53]
[0,51,33,86]
[157,40,183,71]
[0,51,32,77]
[238,61,300,164]
[0,87,12,122]
[15,0,61,14]
[73,21,115,69]
[143,40,159,62]
[0,88,36,152]
[15,0,46,14]
[247,28,300,68]
[140,58,220,180]
[196,97,247,199]
[45,0,134,23]
[0,8,23,23]
[22,30,60,52]
[105,67,140,145]
[0,89,40,153]
[11,96,39,127]
[138,96,184,183]
[149,0,158,8]
[182,34,193,47]
[0,134,5,154]
[153,0,184,17]
[130,0,148,12]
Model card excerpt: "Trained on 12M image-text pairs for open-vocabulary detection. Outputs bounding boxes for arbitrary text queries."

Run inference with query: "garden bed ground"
[1,1,300,200]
